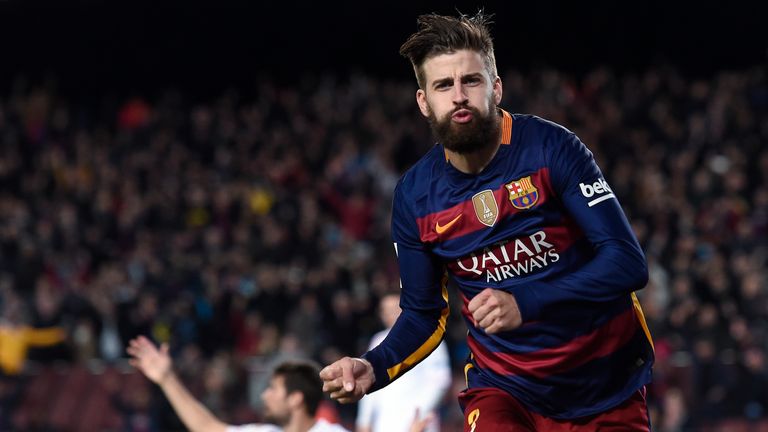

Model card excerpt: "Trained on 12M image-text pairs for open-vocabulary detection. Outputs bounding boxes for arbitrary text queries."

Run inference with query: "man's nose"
[452,81,468,105]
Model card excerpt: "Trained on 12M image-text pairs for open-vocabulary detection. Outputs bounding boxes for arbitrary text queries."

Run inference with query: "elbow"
[635,264,649,291]
[610,240,648,292]
[630,250,649,291]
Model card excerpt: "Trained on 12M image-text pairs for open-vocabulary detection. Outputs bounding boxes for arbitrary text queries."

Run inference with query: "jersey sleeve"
[361,180,449,393]
[511,130,649,322]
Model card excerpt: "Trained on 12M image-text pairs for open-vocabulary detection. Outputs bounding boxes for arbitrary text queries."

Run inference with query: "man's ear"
[416,89,430,118]
[288,391,304,410]
[492,76,503,106]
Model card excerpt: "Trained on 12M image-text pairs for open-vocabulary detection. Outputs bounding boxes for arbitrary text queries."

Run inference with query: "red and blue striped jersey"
[362,110,654,419]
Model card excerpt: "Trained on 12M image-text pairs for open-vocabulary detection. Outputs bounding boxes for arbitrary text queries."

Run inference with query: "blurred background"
[0,1,767,431]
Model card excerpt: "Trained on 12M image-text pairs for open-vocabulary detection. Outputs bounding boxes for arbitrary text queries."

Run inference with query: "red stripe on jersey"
[461,292,470,317]
[468,307,639,379]
[416,168,553,244]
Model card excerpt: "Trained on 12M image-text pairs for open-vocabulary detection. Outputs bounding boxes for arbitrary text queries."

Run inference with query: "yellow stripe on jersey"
[386,272,450,380]
[464,354,475,386]
[631,292,654,351]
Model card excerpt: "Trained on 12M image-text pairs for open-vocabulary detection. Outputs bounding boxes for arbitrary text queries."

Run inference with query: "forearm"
[512,238,648,322]
[382,183,450,392]
[362,305,447,392]
[158,372,229,432]
[526,129,649,321]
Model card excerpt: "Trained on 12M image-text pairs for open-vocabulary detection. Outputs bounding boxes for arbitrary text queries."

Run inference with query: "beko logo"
[579,178,616,207]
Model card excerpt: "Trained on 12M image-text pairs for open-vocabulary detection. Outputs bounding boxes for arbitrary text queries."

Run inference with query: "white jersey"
[226,419,348,432]
[226,424,281,432]
[356,329,451,432]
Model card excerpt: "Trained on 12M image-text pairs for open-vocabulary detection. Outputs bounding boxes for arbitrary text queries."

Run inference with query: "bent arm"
[512,131,648,321]
[362,245,448,392]
[362,183,449,392]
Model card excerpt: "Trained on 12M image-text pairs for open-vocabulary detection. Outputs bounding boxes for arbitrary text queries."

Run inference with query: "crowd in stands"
[0,65,766,431]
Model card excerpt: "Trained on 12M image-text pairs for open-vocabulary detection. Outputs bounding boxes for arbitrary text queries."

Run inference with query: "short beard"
[263,411,290,426]
[428,99,500,155]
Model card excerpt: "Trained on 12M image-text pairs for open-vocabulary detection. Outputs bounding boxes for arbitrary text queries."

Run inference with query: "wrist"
[511,284,542,322]
[157,369,177,388]
[355,358,373,374]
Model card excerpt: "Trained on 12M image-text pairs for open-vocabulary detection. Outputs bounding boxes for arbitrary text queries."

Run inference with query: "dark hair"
[274,360,324,415]
[399,11,497,89]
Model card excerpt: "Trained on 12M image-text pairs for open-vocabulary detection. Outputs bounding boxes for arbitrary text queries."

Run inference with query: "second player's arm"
[156,371,229,432]
[127,336,229,432]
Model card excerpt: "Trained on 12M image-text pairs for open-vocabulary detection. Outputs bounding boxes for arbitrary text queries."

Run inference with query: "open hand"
[127,335,173,385]
[409,408,436,432]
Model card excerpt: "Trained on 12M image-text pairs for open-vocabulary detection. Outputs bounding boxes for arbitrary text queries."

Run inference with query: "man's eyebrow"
[431,73,484,88]
[431,77,453,88]
[462,72,484,81]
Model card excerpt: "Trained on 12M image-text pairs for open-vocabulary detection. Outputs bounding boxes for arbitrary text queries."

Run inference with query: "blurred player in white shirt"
[355,293,451,432]
[127,336,347,432]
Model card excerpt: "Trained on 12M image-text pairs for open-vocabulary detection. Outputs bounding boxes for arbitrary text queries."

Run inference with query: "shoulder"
[512,113,573,134]
[395,144,444,198]
[511,114,591,168]
[512,114,576,145]
[226,424,281,432]
[391,145,444,225]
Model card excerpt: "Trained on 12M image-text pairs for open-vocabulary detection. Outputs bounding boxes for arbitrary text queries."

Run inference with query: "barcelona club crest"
[505,176,539,210]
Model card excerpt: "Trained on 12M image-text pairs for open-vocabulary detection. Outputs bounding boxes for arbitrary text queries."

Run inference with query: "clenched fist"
[468,288,522,334]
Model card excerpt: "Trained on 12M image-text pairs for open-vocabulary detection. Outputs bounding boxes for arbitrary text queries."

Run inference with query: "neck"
[446,138,501,174]
[283,413,317,432]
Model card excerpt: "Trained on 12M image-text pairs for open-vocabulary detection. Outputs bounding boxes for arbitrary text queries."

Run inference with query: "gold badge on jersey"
[472,190,498,227]
[505,176,539,210]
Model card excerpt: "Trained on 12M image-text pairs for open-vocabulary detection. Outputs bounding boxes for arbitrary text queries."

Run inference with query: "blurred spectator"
[0,290,65,375]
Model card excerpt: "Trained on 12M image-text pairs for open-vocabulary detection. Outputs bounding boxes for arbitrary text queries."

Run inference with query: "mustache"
[451,104,479,115]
